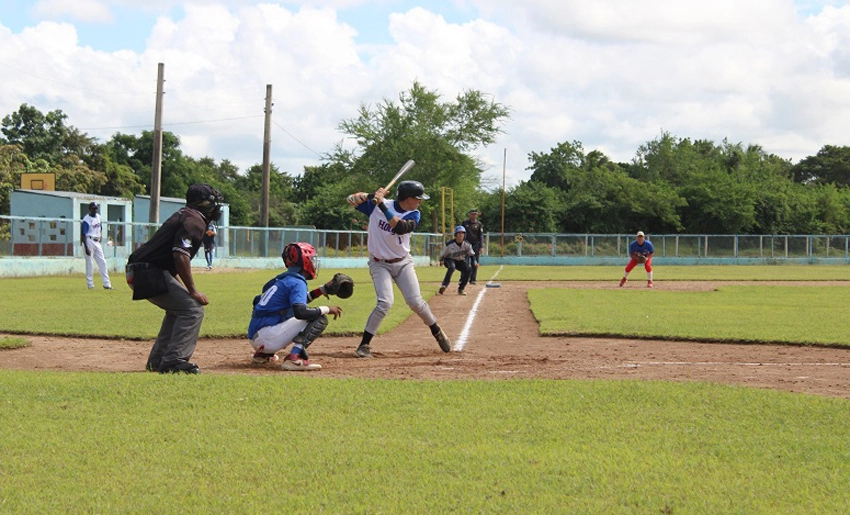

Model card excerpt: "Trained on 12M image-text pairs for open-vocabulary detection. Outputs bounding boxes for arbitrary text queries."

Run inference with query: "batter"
[347,180,451,358]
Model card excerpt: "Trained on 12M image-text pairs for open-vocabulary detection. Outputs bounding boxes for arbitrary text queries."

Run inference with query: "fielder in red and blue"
[619,231,655,288]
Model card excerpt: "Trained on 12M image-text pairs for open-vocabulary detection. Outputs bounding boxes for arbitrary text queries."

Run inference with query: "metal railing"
[2,215,847,262]
[483,233,850,259]
[0,215,440,260]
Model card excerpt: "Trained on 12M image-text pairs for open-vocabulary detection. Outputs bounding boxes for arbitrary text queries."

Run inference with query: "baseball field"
[1,265,850,513]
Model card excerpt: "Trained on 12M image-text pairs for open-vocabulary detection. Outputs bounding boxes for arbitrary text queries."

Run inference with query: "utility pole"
[149,62,164,224]
[261,84,272,228]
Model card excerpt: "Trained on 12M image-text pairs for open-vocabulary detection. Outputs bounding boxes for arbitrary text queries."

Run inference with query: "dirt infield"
[3,281,850,399]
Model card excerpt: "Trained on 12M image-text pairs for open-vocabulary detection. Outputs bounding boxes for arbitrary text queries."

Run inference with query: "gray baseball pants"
[365,256,436,335]
[144,270,205,371]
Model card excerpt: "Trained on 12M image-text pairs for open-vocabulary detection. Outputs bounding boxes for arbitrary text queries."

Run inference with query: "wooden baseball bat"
[371,159,415,204]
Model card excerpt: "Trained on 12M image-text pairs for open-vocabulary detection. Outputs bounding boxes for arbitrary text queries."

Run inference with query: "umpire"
[461,209,483,285]
[126,184,224,374]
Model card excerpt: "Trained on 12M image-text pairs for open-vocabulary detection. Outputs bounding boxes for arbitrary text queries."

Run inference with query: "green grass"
[1,372,848,514]
[0,336,29,349]
[0,269,425,339]
[529,286,850,346]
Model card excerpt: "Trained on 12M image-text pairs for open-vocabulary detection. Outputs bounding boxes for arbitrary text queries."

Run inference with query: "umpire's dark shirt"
[461,219,483,247]
[128,207,207,276]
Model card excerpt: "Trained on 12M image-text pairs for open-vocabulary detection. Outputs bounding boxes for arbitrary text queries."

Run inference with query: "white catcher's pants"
[250,317,309,354]
[85,240,112,288]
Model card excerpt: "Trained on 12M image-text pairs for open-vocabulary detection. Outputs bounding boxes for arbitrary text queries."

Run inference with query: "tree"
[791,145,850,185]
[334,81,510,231]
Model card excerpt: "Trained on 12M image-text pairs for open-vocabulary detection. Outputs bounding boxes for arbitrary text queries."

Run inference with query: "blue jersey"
[247,272,308,339]
[629,239,654,257]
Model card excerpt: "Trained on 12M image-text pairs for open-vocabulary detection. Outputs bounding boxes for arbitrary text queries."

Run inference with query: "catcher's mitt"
[323,273,354,299]
[636,254,647,264]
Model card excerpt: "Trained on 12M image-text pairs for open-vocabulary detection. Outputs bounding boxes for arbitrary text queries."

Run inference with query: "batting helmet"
[282,242,318,280]
[454,225,466,235]
[397,181,429,201]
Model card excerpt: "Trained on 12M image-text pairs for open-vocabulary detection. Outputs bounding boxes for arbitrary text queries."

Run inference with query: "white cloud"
[33,0,114,23]
[2,1,850,189]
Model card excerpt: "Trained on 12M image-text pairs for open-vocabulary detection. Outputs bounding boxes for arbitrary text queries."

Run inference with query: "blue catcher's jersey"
[247,272,308,339]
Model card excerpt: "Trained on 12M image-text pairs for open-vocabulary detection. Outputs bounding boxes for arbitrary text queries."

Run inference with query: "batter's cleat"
[160,362,200,374]
[438,285,446,295]
[251,352,280,365]
[434,327,451,353]
[355,344,373,358]
[282,353,321,371]
[619,278,627,288]
[647,281,654,288]
[458,289,467,296]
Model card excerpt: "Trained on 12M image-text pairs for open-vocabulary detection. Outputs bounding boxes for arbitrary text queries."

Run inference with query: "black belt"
[87,236,101,242]
[373,256,404,264]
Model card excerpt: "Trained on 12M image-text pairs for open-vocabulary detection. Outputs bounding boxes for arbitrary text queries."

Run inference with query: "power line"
[79,115,264,132]
[271,118,324,159]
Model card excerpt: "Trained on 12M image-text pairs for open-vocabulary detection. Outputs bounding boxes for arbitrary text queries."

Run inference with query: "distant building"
[9,190,132,257]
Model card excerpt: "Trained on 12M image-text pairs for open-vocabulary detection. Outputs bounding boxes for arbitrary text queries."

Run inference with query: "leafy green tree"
[335,81,510,231]
[791,145,850,185]
[0,144,32,214]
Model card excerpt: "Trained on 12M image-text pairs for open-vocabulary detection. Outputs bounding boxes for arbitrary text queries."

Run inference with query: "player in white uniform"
[347,180,451,358]
[80,202,113,290]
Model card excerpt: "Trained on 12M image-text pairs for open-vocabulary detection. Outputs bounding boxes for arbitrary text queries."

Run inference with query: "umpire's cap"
[186,184,223,205]
[397,180,429,201]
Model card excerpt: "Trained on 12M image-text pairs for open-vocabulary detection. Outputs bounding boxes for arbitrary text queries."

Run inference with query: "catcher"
[247,242,353,371]
[619,231,655,288]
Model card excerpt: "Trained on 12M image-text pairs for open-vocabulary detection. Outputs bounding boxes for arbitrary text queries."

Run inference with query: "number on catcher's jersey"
[256,285,278,307]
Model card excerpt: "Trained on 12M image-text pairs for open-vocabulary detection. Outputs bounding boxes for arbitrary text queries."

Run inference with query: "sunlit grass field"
[1,265,850,513]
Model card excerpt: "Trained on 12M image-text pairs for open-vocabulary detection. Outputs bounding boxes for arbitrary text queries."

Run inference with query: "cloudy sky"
[1,0,849,187]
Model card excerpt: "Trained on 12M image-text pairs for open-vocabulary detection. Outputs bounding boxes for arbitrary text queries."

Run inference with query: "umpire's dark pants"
[442,258,471,291]
[467,243,481,283]
[145,271,205,371]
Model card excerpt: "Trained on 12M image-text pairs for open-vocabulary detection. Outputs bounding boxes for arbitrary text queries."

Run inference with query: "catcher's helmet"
[397,181,429,201]
[454,225,466,234]
[282,242,318,280]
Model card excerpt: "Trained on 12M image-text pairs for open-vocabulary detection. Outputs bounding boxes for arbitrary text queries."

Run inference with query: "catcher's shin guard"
[292,315,329,358]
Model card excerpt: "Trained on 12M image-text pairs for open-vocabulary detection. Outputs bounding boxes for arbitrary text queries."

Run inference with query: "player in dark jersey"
[126,184,223,374]
[461,209,483,285]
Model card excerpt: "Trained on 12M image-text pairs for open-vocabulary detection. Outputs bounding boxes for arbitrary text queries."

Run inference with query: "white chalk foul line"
[454,265,503,352]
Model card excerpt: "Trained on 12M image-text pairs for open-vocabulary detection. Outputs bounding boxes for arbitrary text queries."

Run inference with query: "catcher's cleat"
[434,327,451,353]
[251,352,280,365]
[355,344,373,358]
[438,285,446,295]
[282,353,321,371]
[647,281,653,288]
[619,278,627,287]
[458,289,467,296]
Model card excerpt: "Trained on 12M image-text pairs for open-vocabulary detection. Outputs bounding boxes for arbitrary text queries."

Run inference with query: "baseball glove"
[636,254,647,264]
[323,273,354,299]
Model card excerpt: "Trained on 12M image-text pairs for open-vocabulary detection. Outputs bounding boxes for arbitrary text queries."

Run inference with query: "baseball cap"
[637,231,645,237]
[468,209,479,215]
[88,202,98,209]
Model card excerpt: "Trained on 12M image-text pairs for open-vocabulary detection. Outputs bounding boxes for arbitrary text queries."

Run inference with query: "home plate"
[485,283,501,288]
